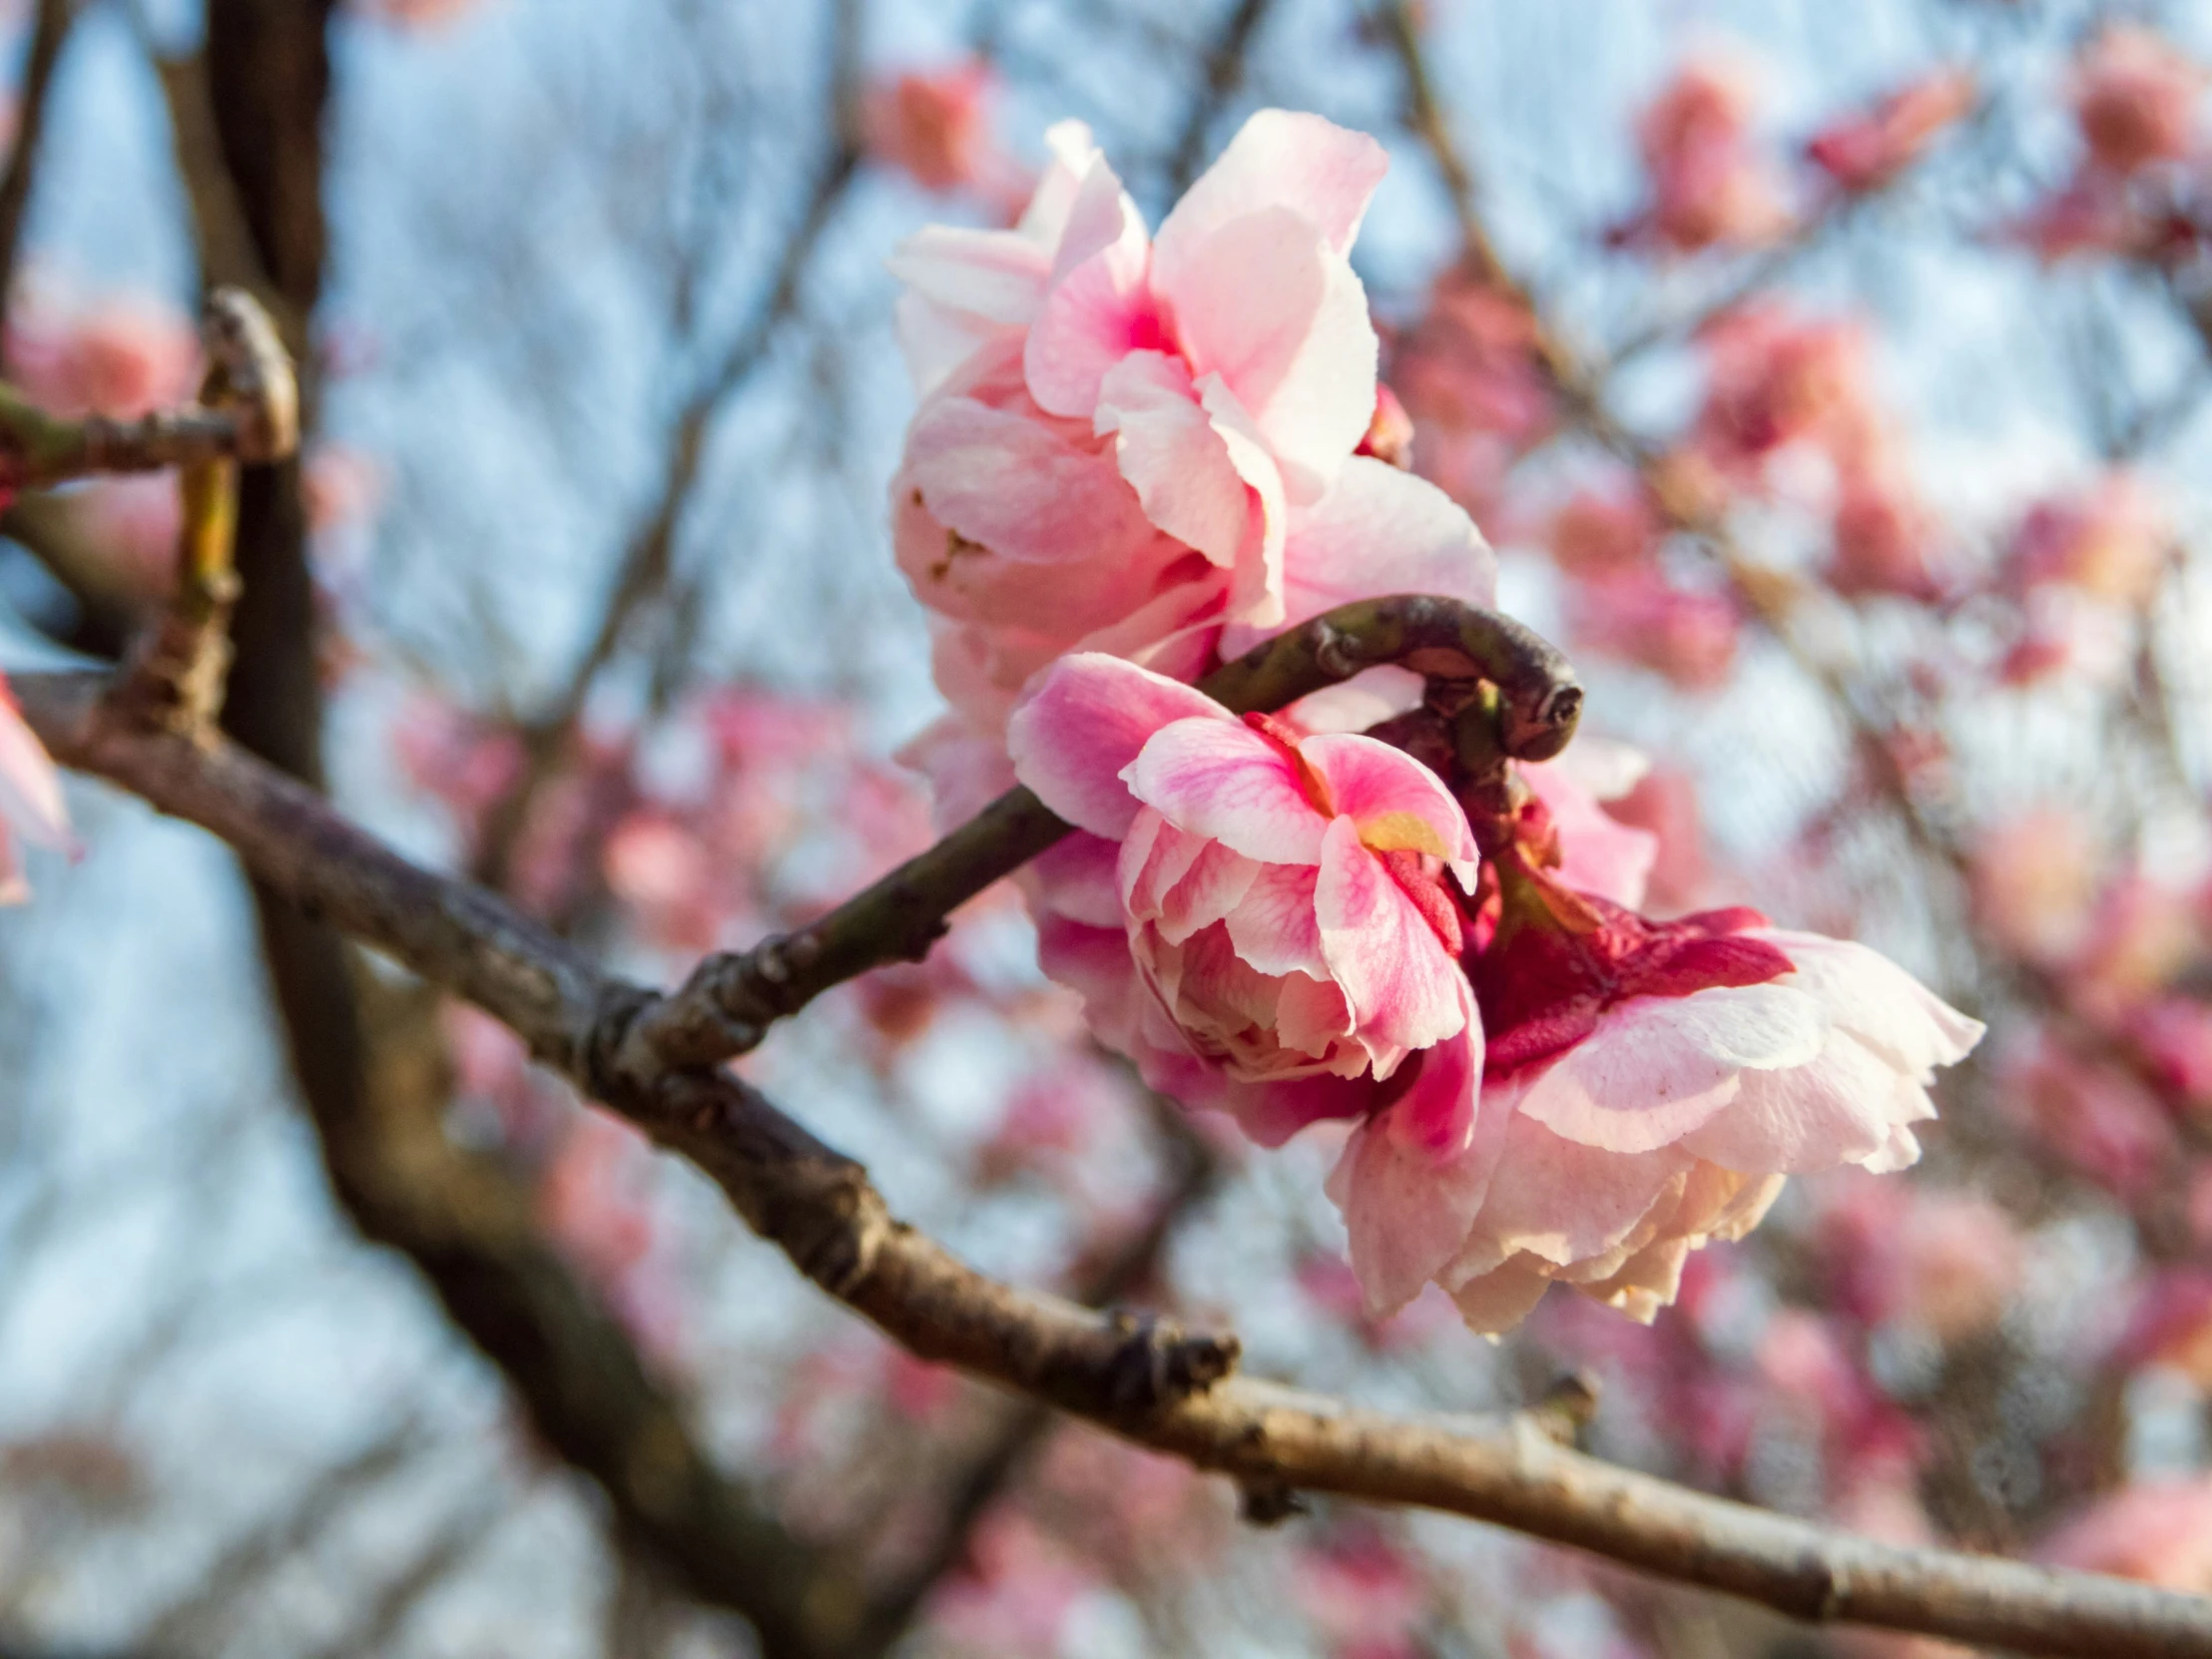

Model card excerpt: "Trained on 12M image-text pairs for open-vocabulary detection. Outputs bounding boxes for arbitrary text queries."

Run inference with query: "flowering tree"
[6,3,2212,1657]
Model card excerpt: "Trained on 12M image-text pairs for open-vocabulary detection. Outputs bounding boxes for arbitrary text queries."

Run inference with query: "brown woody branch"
[0,284,298,490]
[605,594,1582,1086]
[18,671,2212,1657]
[0,0,78,310]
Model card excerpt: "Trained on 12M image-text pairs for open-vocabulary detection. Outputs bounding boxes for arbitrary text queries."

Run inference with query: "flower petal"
[1159,206,1376,497]
[1301,732,1477,861]
[1315,817,1469,1065]
[1516,984,1830,1153]
[1153,109,1388,268]
[1123,717,1329,862]
[1224,459,1497,658]
[1449,1256,1555,1337]
[1095,351,1253,567]
[1457,1110,1696,1269]
[1680,1029,1903,1174]
[1326,1074,1498,1319]
[1007,654,1229,838]
[1152,838,1263,945]
[1760,929,1985,1077]
[1223,860,1326,977]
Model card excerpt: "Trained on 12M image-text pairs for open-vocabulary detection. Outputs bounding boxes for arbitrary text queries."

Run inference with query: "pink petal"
[901,392,1155,568]
[1006,654,1228,838]
[1152,838,1262,945]
[1195,373,1289,625]
[1448,1256,1555,1336]
[1036,915,1145,1054]
[1222,861,1326,977]
[1315,817,1468,1065]
[1301,732,1476,861]
[893,291,1014,401]
[1153,109,1388,268]
[1759,930,1985,1077]
[1277,665,1424,736]
[1679,1030,1902,1173]
[1273,971,1356,1060]
[1023,167,1156,418]
[1516,984,1829,1154]
[1158,206,1376,497]
[1457,1110,1695,1269]
[1123,717,1329,862]
[1224,458,1497,658]
[888,225,1053,324]
[1379,985,1484,1156]
[0,691,67,851]
[1521,756,1658,909]
[1214,1069,1373,1147]
[895,712,1016,830]
[1119,812,1208,920]
[1094,351,1253,566]
[1025,830,1123,929]
[1020,121,1104,247]
[1326,1092,1498,1319]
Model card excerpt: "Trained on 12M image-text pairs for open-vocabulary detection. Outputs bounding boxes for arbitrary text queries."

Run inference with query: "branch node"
[1100,1313,1242,1417]
[1236,1477,1309,1527]
[1529,1369,1602,1444]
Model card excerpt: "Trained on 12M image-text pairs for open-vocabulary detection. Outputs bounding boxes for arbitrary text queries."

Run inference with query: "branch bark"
[21,670,2212,1659]
[607,595,1580,1082]
[0,0,78,311]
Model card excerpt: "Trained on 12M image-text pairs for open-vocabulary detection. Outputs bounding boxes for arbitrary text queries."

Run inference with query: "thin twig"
[604,596,1581,1084]
[17,670,2212,1658]
[0,0,78,311]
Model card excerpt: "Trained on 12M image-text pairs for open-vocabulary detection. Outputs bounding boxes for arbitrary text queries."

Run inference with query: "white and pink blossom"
[889,111,1494,731]
[1009,653,1490,1276]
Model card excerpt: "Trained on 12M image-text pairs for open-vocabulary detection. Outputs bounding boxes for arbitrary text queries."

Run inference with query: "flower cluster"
[891,110,1983,1336]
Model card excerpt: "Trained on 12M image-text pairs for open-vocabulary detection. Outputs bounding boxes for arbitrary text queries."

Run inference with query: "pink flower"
[1626,56,1792,254]
[0,674,69,903]
[2039,1477,2212,1590]
[1392,274,1555,520]
[891,113,1492,730]
[1829,463,1940,602]
[861,62,999,195]
[1413,830,1979,1333]
[1545,484,1660,580]
[2005,1035,2174,1199]
[1568,571,1740,691]
[2005,474,2169,608]
[1692,306,1872,480]
[1517,738,1660,910]
[1010,652,1481,1151]
[1967,809,2100,965]
[1806,70,1975,194]
[1604,767,1710,916]
[1813,1174,2022,1341]
[4,291,199,419]
[2071,27,2204,177]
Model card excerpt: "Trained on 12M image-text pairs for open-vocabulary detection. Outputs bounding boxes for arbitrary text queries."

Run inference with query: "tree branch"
[0,0,78,311]
[606,595,1581,1083]
[19,670,2212,1658]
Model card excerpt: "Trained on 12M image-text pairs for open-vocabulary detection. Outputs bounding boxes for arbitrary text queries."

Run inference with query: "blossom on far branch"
[2070,26,2206,180]
[1805,69,1976,196]
[1616,53,1793,255]
[0,673,68,902]
[862,60,1032,214]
